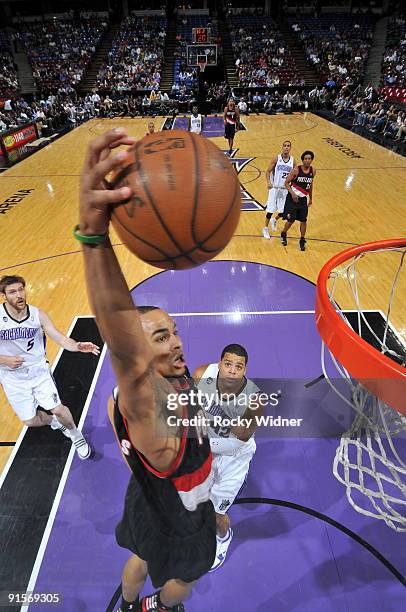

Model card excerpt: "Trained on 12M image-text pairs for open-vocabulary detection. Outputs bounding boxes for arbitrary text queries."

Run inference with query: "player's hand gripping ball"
[109,130,241,269]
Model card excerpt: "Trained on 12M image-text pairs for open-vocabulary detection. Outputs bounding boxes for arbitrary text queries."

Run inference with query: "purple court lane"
[173,116,226,138]
[32,262,406,611]
[172,120,261,210]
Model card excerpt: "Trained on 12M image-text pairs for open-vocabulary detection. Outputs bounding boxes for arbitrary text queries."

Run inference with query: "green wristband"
[73,225,108,244]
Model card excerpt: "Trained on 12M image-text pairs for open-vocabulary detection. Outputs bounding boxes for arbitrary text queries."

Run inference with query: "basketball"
[109,130,241,269]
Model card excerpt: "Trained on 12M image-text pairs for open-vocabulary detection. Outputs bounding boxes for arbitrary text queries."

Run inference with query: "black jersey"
[113,373,213,537]
[225,109,237,124]
[291,165,314,198]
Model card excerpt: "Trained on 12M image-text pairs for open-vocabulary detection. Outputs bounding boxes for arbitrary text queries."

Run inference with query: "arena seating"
[380,86,406,103]
[17,17,108,94]
[229,15,301,87]
[288,14,376,87]
[381,14,405,87]
[0,31,19,97]
[96,15,166,92]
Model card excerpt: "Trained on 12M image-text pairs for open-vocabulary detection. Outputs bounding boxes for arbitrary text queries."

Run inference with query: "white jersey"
[197,363,259,442]
[199,363,257,513]
[272,154,294,188]
[190,114,202,134]
[0,304,46,371]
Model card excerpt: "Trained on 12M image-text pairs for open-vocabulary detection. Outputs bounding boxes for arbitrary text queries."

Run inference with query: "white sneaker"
[72,434,92,460]
[270,217,277,232]
[209,528,233,572]
[262,227,270,239]
[50,421,71,439]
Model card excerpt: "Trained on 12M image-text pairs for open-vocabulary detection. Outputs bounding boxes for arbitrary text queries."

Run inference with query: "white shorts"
[0,363,61,421]
[266,187,288,213]
[210,438,256,514]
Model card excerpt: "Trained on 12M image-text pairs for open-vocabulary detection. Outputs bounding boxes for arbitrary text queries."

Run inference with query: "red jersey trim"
[291,183,309,196]
[171,452,212,492]
[122,406,188,478]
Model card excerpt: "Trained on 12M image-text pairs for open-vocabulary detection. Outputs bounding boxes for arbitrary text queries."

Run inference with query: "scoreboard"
[192,27,211,44]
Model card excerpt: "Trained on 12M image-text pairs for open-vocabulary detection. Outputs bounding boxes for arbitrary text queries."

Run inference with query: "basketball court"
[0,113,405,610]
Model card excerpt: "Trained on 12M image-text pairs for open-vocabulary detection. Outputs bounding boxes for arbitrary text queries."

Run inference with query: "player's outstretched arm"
[39,310,100,354]
[79,130,184,469]
[79,129,155,403]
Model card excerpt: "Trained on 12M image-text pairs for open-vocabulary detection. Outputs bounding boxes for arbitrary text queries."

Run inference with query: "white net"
[320,246,406,531]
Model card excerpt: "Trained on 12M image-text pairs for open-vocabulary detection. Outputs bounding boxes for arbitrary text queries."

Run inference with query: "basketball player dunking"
[188,106,204,135]
[263,140,295,239]
[78,129,216,612]
[0,276,98,459]
[281,150,316,251]
[194,344,261,571]
[223,99,240,155]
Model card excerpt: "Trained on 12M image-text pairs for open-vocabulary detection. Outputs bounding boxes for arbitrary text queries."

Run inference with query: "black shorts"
[115,476,216,588]
[225,122,236,140]
[283,193,308,222]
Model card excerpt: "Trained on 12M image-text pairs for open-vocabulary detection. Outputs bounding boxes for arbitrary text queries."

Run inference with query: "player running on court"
[0,275,98,459]
[194,344,261,571]
[281,150,316,251]
[262,140,295,239]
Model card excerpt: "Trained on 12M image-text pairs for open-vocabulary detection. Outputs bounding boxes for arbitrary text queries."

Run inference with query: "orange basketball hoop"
[315,238,406,531]
[316,238,406,415]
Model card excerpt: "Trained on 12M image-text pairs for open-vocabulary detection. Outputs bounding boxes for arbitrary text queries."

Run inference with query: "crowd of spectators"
[201,81,231,112]
[289,14,375,88]
[96,16,166,92]
[230,16,303,88]
[330,84,406,143]
[0,89,196,137]
[235,89,310,115]
[0,94,78,134]
[381,14,405,87]
[17,16,108,94]
[0,31,19,97]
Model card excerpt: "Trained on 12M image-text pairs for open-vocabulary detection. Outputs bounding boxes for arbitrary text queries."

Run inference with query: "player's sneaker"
[50,421,71,439]
[270,217,277,232]
[299,238,306,251]
[139,593,184,611]
[209,528,233,572]
[116,597,139,612]
[280,232,288,246]
[72,434,91,460]
[262,227,270,239]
